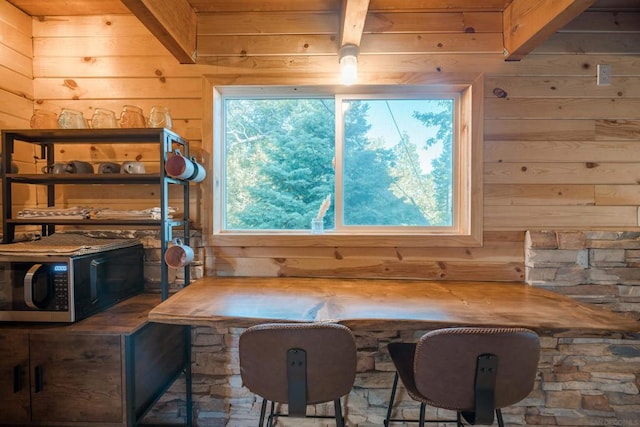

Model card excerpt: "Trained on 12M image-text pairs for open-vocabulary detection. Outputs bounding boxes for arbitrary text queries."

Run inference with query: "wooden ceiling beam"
[339,0,370,48]
[503,0,595,61]
[122,0,198,64]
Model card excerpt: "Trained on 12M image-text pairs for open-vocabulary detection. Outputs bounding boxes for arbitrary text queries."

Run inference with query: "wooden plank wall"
[1,2,639,281]
[24,12,204,223]
[0,1,35,214]
[0,1,31,129]
[0,0,32,160]
[207,7,640,280]
[485,9,640,232]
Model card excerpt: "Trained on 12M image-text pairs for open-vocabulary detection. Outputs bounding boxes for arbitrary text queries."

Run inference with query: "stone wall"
[525,231,640,320]
[144,325,640,427]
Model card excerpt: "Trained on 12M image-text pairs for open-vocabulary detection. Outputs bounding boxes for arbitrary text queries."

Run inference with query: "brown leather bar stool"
[384,327,540,427]
[239,322,357,427]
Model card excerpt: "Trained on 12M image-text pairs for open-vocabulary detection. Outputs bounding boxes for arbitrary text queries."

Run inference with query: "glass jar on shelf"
[148,105,173,129]
[119,105,146,128]
[57,108,87,129]
[30,110,59,129]
[90,108,118,128]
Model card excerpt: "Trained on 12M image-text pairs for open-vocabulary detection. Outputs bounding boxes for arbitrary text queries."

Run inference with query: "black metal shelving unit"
[1,127,193,426]
[1,128,191,299]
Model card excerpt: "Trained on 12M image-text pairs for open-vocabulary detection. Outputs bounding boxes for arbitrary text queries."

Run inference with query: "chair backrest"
[239,322,357,406]
[414,327,540,412]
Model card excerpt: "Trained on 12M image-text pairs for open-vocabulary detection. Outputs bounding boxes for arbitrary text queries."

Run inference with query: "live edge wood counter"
[149,277,640,337]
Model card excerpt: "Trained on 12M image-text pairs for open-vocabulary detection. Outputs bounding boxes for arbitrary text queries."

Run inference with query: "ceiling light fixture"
[339,44,359,86]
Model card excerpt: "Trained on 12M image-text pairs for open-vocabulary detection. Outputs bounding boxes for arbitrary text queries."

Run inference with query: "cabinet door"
[29,333,124,423]
[0,331,30,423]
[132,323,187,419]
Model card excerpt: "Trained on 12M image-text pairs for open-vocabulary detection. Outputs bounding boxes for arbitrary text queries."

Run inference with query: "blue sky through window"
[361,99,446,174]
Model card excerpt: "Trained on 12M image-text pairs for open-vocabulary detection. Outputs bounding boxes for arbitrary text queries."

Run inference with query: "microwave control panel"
[52,263,69,311]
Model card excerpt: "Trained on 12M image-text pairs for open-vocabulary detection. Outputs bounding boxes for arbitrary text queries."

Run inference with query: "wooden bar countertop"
[148,277,640,336]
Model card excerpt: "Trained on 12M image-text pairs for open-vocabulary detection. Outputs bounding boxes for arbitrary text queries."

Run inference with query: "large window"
[211,81,482,247]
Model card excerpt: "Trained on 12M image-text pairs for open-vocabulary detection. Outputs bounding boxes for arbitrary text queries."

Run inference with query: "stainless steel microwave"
[0,244,144,322]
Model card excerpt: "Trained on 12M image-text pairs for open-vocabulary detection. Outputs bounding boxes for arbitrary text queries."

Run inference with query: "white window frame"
[207,74,483,248]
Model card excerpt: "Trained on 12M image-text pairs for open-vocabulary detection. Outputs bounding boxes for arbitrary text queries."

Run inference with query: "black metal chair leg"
[334,398,344,427]
[384,372,400,426]
[496,409,504,427]
[457,411,463,427]
[418,402,426,427]
[258,399,267,427]
[266,401,275,427]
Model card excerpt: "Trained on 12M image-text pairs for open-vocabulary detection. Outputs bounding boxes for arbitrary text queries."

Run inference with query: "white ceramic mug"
[41,163,66,174]
[165,149,206,182]
[121,161,146,174]
[164,238,194,268]
[65,160,94,174]
[98,162,121,174]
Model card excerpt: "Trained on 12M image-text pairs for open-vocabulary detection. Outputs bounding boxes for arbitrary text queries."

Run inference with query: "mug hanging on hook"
[165,149,206,182]
[164,238,194,268]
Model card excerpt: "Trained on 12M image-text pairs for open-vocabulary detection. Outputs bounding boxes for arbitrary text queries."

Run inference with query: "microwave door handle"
[24,264,43,309]
[89,259,102,304]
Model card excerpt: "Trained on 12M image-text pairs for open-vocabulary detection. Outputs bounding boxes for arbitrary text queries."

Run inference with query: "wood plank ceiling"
[7,0,638,65]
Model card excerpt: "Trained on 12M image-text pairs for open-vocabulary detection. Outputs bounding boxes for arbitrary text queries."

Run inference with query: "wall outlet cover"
[597,64,611,86]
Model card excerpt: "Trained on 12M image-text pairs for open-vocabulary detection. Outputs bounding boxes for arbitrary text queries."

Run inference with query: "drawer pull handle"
[35,365,44,393]
[13,365,22,393]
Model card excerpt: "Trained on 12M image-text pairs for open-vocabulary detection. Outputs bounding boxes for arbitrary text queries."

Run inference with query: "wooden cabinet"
[0,294,188,426]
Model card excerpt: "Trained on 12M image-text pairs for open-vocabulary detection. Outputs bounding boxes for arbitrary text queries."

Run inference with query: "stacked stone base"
[143,325,640,426]
[525,230,640,320]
